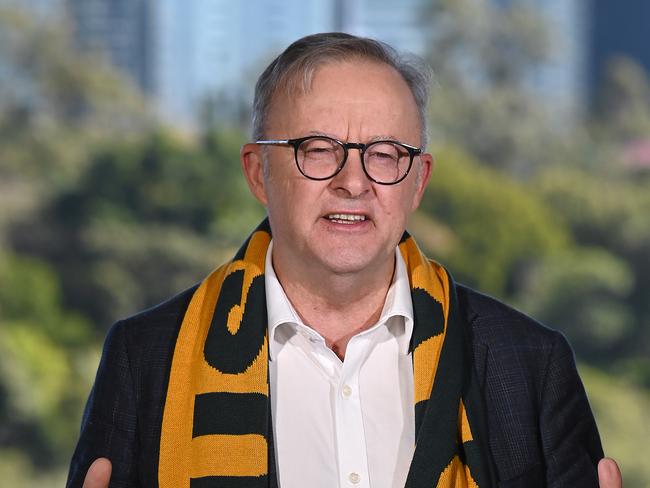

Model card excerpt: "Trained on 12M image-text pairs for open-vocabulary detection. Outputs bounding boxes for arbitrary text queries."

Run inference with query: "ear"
[410,152,433,211]
[241,143,269,206]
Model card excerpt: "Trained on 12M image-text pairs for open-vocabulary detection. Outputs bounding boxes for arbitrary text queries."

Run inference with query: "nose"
[329,147,371,198]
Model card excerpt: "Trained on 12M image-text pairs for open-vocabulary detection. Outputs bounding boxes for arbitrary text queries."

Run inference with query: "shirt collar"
[265,241,304,361]
[265,241,414,360]
[378,245,414,353]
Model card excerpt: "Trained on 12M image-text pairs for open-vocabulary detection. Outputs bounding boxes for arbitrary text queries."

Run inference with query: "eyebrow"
[302,131,405,143]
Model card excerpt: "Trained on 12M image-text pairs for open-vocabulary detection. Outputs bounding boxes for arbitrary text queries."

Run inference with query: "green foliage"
[514,248,634,361]
[413,145,568,297]
[0,7,149,132]
[0,253,90,346]
[532,167,650,379]
[0,449,67,488]
[594,57,650,140]
[424,0,554,173]
[0,5,154,265]
[0,253,96,473]
[9,129,264,327]
[534,167,650,255]
[581,364,650,488]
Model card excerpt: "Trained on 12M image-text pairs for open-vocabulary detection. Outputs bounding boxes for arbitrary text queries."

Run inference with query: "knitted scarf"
[159,219,494,487]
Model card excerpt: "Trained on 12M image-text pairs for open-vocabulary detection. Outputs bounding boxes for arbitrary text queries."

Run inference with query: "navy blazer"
[67,284,603,487]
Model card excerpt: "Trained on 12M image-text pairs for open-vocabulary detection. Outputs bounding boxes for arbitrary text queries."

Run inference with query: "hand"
[598,457,622,488]
[82,457,112,488]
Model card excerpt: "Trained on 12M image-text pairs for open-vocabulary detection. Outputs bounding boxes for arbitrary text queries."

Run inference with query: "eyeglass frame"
[255,135,423,185]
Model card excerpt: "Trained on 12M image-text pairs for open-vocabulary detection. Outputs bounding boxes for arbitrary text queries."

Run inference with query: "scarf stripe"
[159,220,492,487]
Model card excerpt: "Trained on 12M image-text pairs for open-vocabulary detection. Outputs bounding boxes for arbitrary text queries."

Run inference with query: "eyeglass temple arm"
[255,140,290,145]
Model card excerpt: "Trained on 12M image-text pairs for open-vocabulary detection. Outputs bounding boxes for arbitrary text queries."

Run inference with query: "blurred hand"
[598,457,622,488]
[82,458,112,488]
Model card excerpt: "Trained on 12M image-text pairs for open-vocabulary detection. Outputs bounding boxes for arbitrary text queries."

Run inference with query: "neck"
[272,250,395,359]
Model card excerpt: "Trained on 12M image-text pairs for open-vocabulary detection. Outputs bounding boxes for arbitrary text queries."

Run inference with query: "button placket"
[335,335,371,488]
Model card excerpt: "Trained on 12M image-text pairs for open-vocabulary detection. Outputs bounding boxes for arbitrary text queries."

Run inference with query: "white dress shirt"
[265,242,415,488]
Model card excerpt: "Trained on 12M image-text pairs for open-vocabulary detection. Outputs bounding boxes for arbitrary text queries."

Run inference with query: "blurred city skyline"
[6,0,650,131]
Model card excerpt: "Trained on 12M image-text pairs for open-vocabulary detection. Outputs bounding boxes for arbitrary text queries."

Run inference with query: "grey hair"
[252,32,433,148]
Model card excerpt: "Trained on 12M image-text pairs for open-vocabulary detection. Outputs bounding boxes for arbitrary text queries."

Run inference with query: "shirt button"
[348,472,361,484]
[342,384,352,398]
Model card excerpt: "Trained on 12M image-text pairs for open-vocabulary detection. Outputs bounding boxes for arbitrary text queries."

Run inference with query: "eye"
[373,150,397,160]
[307,146,335,154]
[300,138,339,154]
[367,142,400,162]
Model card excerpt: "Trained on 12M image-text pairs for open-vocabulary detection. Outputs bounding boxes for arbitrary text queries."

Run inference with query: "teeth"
[327,213,366,223]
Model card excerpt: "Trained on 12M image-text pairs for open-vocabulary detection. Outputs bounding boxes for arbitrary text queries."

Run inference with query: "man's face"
[242,59,432,277]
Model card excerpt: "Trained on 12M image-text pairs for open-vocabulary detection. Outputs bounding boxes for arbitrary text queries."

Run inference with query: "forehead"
[267,59,421,142]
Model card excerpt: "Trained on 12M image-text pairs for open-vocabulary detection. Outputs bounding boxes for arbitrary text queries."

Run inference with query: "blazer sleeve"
[540,331,603,487]
[66,320,140,488]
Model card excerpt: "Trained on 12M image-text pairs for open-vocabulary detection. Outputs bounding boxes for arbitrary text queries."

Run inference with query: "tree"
[412,145,568,297]
[9,130,264,327]
[0,252,93,473]
[422,0,554,174]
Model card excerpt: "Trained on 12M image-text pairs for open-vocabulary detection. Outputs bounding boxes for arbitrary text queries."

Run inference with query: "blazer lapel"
[472,342,489,390]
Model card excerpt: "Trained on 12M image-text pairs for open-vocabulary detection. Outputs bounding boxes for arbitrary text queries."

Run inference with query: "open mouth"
[326,213,367,224]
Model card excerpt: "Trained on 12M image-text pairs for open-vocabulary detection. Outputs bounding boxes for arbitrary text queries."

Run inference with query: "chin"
[314,247,386,276]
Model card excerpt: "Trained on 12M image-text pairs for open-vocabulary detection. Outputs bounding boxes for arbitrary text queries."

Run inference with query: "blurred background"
[0,0,649,486]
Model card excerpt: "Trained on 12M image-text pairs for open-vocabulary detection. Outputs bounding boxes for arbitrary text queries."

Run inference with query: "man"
[68,33,623,487]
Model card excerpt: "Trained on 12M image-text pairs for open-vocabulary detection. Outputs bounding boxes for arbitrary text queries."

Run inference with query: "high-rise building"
[63,0,650,128]
[66,0,432,127]
[67,0,154,93]
[153,0,336,124]
[504,0,650,117]
[335,0,430,57]
[528,0,588,123]
[588,0,650,101]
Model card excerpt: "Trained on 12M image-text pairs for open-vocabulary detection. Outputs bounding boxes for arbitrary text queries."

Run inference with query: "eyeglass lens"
[297,137,411,183]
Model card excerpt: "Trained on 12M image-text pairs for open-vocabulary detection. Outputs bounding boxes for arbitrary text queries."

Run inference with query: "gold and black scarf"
[159,219,494,487]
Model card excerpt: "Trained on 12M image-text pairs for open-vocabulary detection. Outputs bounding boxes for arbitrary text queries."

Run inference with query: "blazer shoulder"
[456,283,564,349]
[456,285,602,486]
[104,283,200,387]
[114,283,199,340]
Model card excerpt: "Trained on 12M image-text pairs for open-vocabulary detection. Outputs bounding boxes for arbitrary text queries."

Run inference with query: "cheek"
[265,173,318,224]
[378,187,418,220]
[265,165,294,203]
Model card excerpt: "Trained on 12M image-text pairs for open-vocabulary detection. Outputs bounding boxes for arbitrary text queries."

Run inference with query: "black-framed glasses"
[255,135,422,185]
